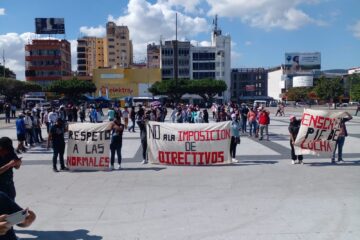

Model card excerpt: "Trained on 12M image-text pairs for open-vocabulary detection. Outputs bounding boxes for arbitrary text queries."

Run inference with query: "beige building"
[106,21,133,68]
[147,43,160,68]
[77,37,106,76]
[93,68,161,99]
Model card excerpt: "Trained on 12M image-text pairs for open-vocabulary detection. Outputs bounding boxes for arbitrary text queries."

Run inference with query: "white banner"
[147,121,232,165]
[294,109,347,155]
[67,122,111,171]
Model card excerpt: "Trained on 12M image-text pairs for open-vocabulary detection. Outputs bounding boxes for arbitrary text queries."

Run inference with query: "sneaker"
[53,168,59,173]
[292,160,296,165]
[232,158,239,163]
[110,165,115,170]
[141,159,147,164]
[61,167,69,171]
[118,165,122,170]
[338,159,344,162]
[298,160,304,165]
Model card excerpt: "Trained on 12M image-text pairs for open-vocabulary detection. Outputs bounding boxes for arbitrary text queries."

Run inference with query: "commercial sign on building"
[100,74,124,79]
[285,52,321,72]
[35,18,65,34]
[293,76,313,87]
[245,85,255,91]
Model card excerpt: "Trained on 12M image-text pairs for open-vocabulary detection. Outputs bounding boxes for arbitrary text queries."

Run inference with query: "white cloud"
[79,25,106,37]
[206,0,324,30]
[0,32,77,80]
[107,0,209,59]
[245,41,252,46]
[159,0,203,13]
[0,8,5,15]
[350,20,360,39]
[190,40,211,47]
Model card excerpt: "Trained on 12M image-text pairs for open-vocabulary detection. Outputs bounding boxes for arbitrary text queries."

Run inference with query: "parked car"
[349,101,359,106]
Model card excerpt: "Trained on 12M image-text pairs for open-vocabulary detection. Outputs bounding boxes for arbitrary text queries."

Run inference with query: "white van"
[253,100,267,108]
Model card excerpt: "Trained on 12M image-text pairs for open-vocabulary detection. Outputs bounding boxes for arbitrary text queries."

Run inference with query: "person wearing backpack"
[258,107,270,141]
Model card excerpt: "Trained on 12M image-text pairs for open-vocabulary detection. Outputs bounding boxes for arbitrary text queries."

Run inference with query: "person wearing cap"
[230,113,241,163]
[15,114,26,154]
[288,115,303,164]
[47,118,68,172]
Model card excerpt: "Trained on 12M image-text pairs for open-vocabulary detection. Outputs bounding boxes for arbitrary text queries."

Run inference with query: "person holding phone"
[0,191,36,240]
[0,137,22,200]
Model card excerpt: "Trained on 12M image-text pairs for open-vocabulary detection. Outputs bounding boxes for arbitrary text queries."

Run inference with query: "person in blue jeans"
[332,112,352,163]
[108,115,124,170]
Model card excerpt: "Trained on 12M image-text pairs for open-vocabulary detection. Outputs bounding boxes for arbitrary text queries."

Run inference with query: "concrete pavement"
[0,108,359,240]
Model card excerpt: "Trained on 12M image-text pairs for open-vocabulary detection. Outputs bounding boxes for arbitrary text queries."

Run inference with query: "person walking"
[10,105,16,119]
[15,113,27,153]
[355,103,360,116]
[47,118,68,172]
[289,115,303,164]
[230,114,241,163]
[122,107,129,129]
[332,112,352,163]
[108,115,124,170]
[128,106,136,132]
[240,104,249,133]
[247,108,257,137]
[258,107,270,141]
[4,103,11,123]
[0,137,22,200]
[203,109,209,123]
[137,111,149,164]
[24,111,34,147]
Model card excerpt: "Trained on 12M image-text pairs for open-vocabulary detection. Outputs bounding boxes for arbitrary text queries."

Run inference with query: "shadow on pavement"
[16,229,102,240]
[117,167,167,171]
[307,160,360,167]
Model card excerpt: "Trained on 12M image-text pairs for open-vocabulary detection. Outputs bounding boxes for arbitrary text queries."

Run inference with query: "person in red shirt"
[258,107,270,140]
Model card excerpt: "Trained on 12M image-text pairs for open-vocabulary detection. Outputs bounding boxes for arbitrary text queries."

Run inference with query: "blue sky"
[0,0,359,80]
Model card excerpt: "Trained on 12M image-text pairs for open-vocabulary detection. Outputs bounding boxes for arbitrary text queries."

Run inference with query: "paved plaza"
[1,107,360,240]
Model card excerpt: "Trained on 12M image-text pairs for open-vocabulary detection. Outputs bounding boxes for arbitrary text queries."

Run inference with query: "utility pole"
[2,49,5,78]
[174,12,178,87]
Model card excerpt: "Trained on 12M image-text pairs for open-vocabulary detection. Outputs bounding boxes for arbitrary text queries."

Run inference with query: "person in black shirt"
[47,118,68,172]
[0,137,22,200]
[137,110,150,164]
[0,191,36,240]
[288,115,303,164]
[108,115,124,170]
[332,112,352,163]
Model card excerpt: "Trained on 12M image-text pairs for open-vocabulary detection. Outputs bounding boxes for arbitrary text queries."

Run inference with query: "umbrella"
[150,101,161,107]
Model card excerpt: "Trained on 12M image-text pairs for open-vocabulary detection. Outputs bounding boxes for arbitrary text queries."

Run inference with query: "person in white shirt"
[48,108,58,126]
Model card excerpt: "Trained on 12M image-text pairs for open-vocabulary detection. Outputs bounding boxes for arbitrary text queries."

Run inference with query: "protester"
[203,109,209,123]
[15,113,27,154]
[95,108,103,123]
[137,111,149,164]
[10,105,16,119]
[240,104,248,133]
[108,107,115,122]
[247,108,257,137]
[24,111,34,147]
[4,103,11,124]
[47,118,68,172]
[79,106,86,123]
[230,114,241,163]
[289,115,303,164]
[128,106,136,132]
[258,107,270,141]
[0,137,22,200]
[42,109,50,133]
[332,112,353,163]
[108,115,124,170]
[122,107,129,129]
[48,108,58,127]
[0,191,36,240]
[355,103,360,116]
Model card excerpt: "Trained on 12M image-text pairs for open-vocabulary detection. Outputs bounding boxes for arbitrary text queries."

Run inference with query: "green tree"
[148,79,189,101]
[0,78,42,101]
[0,66,16,78]
[187,79,227,103]
[349,74,360,101]
[47,78,96,100]
[314,77,344,107]
[286,87,311,102]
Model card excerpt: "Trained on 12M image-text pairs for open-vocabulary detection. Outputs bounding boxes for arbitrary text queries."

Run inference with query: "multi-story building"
[231,68,268,102]
[25,39,71,86]
[158,16,231,101]
[160,40,191,80]
[106,21,133,68]
[147,43,160,68]
[77,37,106,76]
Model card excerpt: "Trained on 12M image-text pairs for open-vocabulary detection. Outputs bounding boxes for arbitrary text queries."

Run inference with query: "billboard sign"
[293,76,313,87]
[35,18,65,34]
[285,52,321,72]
